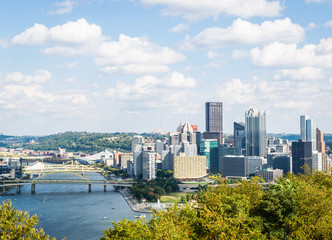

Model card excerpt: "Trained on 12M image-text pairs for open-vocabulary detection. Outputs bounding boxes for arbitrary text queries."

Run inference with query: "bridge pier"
[17,185,21,194]
[2,186,5,193]
[104,185,106,192]
[88,184,91,192]
[31,184,35,194]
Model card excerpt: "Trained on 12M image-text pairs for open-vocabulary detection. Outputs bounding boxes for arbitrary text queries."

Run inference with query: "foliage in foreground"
[102,169,332,240]
[0,200,55,240]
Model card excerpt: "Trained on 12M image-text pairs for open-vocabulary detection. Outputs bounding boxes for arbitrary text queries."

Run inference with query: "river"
[1,172,137,240]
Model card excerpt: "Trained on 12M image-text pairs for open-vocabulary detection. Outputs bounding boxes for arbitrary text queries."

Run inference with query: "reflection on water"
[1,172,137,240]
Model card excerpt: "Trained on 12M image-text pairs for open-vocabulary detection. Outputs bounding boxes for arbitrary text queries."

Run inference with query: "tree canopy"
[102,168,332,239]
[0,200,56,240]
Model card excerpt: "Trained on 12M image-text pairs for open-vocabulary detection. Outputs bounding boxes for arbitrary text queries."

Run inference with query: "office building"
[234,122,246,155]
[300,115,309,140]
[245,108,266,157]
[204,102,223,144]
[306,118,317,152]
[173,155,207,179]
[142,151,156,180]
[267,154,291,174]
[312,151,322,172]
[247,156,264,175]
[316,128,325,153]
[200,139,218,170]
[255,168,283,182]
[133,150,143,176]
[221,156,248,178]
[131,135,144,152]
[292,139,312,174]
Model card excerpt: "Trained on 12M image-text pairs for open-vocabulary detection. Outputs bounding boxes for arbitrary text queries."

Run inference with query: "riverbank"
[119,189,153,213]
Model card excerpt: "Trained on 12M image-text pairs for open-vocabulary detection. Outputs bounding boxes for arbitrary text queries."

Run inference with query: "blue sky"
[0,0,332,135]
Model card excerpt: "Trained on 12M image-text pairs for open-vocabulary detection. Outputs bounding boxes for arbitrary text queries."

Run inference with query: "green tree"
[0,200,56,240]
[103,169,332,239]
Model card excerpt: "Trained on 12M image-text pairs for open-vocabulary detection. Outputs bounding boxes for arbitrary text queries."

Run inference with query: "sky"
[0,0,332,136]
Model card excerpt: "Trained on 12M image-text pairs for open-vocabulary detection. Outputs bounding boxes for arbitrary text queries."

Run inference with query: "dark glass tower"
[204,102,223,145]
[292,139,312,174]
[234,122,245,155]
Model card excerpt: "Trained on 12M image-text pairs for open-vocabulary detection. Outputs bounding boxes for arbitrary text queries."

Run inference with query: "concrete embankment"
[119,189,153,213]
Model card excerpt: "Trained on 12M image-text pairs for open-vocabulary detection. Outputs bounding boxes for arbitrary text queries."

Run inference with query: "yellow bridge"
[0,161,133,193]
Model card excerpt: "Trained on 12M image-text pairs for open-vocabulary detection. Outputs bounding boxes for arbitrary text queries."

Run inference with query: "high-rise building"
[316,128,325,153]
[142,151,156,180]
[234,122,246,155]
[177,122,196,145]
[312,151,322,172]
[306,118,316,152]
[292,139,312,174]
[245,108,266,157]
[300,115,309,140]
[131,135,144,153]
[204,102,223,145]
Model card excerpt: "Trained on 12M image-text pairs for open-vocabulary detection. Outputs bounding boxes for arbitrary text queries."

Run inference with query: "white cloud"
[164,72,196,88]
[49,0,76,15]
[169,23,189,33]
[218,77,320,111]
[107,72,198,112]
[67,62,78,68]
[12,18,105,46]
[307,22,319,30]
[274,67,324,80]
[250,40,332,68]
[100,64,170,75]
[140,0,283,20]
[305,0,330,3]
[2,70,52,84]
[316,38,332,54]
[325,20,332,27]
[273,100,313,109]
[12,19,185,74]
[181,18,304,50]
[220,78,256,105]
[95,34,185,65]
[64,77,76,83]
[232,49,249,59]
[207,50,219,59]
[0,70,90,116]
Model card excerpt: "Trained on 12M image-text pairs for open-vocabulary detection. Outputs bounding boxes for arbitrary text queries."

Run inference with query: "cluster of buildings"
[129,102,331,182]
[1,103,330,182]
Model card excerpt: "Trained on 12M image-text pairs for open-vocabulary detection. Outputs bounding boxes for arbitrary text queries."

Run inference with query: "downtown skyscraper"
[245,108,266,157]
[300,115,317,152]
[204,102,223,145]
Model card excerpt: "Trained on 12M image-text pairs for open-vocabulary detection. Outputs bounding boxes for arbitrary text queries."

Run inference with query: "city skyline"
[1,1,332,135]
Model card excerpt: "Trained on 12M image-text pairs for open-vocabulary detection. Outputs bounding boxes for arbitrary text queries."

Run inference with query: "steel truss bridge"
[0,161,133,193]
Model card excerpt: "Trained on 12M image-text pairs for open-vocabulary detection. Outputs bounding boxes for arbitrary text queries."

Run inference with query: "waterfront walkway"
[119,190,153,213]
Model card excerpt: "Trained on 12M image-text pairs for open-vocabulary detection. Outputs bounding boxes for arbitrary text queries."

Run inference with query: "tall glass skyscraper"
[245,108,266,157]
[300,115,317,152]
[300,115,308,140]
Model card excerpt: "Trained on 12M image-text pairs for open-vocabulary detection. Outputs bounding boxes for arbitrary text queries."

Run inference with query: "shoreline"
[118,189,153,213]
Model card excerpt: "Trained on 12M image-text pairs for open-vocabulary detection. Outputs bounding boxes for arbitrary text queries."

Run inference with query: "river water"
[1,172,137,240]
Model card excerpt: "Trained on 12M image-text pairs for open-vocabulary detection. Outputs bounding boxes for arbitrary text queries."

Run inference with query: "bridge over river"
[0,161,133,194]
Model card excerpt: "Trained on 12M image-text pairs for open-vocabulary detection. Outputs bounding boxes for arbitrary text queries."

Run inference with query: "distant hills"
[0,131,331,153]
